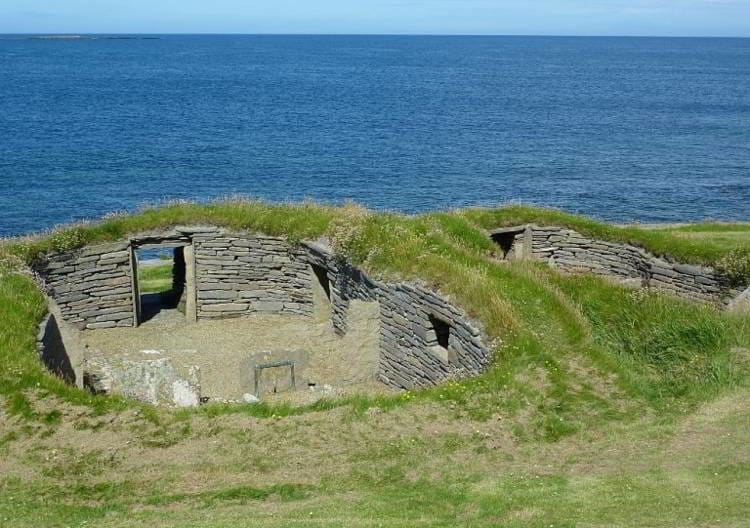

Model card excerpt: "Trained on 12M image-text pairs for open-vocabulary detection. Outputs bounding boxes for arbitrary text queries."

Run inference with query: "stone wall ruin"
[34,227,494,404]
[492,224,745,306]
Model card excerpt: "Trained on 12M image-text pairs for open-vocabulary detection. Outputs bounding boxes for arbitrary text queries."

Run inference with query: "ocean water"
[1,35,749,237]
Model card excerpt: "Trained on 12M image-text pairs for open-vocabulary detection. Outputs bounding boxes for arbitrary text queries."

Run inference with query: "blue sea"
[1,35,749,237]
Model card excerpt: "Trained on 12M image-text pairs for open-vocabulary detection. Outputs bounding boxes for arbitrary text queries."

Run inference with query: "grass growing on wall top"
[459,204,750,267]
[8,200,340,263]
[5,200,749,267]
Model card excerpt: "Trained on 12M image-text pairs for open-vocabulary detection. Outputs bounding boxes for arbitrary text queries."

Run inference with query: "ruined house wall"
[193,233,313,319]
[301,242,492,390]
[376,283,489,389]
[35,230,494,394]
[498,225,743,305]
[36,241,135,330]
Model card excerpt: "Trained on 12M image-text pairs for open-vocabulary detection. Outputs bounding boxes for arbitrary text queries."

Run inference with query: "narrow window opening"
[430,315,451,349]
[428,315,456,364]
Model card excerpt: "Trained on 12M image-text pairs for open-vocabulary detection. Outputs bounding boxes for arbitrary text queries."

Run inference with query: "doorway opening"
[312,263,331,302]
[134,246,186,324]
[310,263,332,319]
[490,227,526,260]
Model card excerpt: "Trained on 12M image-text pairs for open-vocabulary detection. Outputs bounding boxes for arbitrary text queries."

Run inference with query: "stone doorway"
[131,241,196,326]
[490,226,526,260]
[310,262,332,320]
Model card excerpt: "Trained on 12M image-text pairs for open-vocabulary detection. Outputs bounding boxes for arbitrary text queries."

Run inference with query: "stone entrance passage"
[490,226,527,260]
[310,262,332,320]
[130,235,196,326]
[134,248,180,323]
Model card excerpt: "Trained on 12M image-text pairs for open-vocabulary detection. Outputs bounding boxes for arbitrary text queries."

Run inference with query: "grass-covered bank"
[1,200,749,526]
[460,204,750,267]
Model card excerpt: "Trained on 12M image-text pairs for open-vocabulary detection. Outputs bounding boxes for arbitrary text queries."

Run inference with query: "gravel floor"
[80,300,388,402]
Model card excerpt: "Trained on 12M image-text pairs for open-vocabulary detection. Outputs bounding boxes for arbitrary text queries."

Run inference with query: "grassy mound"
[460,204,750,266]
[1,201,749,527]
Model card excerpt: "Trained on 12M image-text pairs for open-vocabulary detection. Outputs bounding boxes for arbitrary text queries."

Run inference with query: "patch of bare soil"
[666,389,750,469]
[6,386,748,518]
[80,306,382,401]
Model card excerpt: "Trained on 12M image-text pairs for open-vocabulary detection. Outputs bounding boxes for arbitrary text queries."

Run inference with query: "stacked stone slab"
[36,242,134,330]
[494,225,744,305]
[376,283,488,389]
[528,226,649,281]
[300,242,491,389]
[193,234,314,318]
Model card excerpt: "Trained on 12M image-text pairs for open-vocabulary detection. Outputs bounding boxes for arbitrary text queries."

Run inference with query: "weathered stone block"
[86,321,118,329]
[254,301,284,312]
[199,290,237,300]
[201,303,250,312]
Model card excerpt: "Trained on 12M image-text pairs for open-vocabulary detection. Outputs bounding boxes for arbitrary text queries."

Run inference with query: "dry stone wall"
[193,234,313,318]
[376,283,488,389]
[496,225,743,305]
[300,242,492,390]
[36,242,135,330]
[35,229,494,393]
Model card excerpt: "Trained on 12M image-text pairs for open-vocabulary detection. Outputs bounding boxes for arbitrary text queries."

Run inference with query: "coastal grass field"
[1,201,749,527]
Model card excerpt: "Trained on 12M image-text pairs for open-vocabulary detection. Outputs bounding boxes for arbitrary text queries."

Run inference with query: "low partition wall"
[493,225,744,305]
[34,227,493,393]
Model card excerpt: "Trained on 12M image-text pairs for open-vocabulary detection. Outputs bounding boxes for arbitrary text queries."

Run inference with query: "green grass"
[8,200,339,265]
[0,200,749,526]
[1,390,748,527]
[138,263,174,294]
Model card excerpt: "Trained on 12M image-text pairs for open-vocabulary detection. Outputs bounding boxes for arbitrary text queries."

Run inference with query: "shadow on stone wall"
[37,313,76,385]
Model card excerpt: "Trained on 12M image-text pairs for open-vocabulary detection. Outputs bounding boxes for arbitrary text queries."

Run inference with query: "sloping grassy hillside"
[1,201,749,527]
